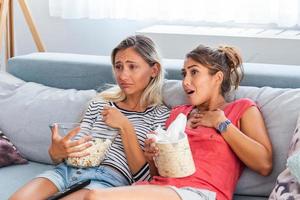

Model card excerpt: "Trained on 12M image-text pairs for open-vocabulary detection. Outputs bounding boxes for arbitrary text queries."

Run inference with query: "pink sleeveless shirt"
[144,98,256,200]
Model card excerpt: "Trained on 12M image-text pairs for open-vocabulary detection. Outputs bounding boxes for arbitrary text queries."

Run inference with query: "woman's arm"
[102,106,147,174]
[118,121,148,173]
[221,106,273,176]
[190,106,273,176]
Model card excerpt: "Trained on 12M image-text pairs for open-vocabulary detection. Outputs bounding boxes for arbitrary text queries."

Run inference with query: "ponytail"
[218,46,244,90]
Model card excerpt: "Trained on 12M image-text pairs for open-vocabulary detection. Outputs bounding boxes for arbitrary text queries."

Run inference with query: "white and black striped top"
[76,99,170,184]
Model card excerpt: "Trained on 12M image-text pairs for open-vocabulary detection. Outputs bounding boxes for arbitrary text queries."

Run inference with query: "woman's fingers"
[67,135,92,148]
[63,126,81,142]
[190,117,202,124]
[50,124,61,141]
[68,151,90,158]
[145,138,159,158]
[57,135,93,158]
[145,138,155,145]
[190,122,201,129]
[67,142,92,155]
[189,116,203,128]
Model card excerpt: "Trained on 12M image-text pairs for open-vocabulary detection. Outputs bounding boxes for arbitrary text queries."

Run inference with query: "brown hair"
[186,45,244,96]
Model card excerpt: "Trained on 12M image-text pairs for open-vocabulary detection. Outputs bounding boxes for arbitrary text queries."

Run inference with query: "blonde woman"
[10,35,170,200]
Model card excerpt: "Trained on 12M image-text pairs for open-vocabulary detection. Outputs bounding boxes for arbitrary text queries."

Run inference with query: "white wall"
[137,30,300,65]
[0,0,156,70]
[1,0,300,71]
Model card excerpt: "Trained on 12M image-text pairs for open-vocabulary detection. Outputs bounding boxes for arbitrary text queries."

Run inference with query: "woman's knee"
[84,189,102,200]
[84,189,115,200]
[9,191,30,200]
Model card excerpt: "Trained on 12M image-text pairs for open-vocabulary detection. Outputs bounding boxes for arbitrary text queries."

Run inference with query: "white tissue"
[153,113,187,143]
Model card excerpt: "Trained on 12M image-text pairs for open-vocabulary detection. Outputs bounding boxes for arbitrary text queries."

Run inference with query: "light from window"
[49,0,300,28]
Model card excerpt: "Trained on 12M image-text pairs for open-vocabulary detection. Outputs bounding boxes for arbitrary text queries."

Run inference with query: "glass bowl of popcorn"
[50,122,118,168]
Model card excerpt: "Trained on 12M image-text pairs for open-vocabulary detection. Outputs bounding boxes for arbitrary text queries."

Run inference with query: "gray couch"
[1,52,300,200]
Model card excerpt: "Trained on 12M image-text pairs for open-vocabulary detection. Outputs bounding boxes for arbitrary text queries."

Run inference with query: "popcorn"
[66,138,112,168]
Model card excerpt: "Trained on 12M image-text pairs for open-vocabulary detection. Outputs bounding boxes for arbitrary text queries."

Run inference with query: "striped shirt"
[77,99,170,184]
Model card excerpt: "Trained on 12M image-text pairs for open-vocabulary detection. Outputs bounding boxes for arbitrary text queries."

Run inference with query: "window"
[49,0,300,28]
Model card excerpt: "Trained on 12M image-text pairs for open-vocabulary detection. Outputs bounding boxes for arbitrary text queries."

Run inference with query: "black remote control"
[47,179,91,200]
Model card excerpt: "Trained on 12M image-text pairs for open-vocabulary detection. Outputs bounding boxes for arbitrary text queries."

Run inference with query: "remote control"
[47,179,91,200]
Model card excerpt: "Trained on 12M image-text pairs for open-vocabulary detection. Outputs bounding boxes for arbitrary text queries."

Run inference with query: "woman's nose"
[183,76,191,86]
[118,68,130,80]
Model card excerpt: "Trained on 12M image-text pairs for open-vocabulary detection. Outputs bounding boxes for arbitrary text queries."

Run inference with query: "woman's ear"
[215,71,224,84]
[151,63,160,78]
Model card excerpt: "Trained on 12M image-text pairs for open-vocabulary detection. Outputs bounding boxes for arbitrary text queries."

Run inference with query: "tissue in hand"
[152,113,196,178]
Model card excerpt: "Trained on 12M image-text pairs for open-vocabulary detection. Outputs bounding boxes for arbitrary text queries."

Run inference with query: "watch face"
[219,123,226,132]
[218,119,231,133]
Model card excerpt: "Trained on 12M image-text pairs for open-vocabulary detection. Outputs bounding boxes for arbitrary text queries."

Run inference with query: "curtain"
[49,0,300,27]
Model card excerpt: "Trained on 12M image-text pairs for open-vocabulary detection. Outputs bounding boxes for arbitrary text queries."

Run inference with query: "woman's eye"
[114,64,122,70]
[129,64,138,70]
[181,71,186,77]
[191,69,198,75]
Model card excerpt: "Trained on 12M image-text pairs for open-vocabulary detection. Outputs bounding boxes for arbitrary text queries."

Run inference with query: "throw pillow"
[268,113,300,199]
[0,130,28,167]
[0,72,97,164]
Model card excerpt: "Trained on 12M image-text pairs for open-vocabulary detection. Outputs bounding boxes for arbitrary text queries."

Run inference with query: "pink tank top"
[144,98,256,200]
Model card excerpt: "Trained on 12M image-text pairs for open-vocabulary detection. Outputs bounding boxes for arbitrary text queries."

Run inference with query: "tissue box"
[155,134,196,178]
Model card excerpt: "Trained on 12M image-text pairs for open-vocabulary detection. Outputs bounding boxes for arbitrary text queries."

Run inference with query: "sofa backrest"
[8,52,300,90]
[6,52,300,198]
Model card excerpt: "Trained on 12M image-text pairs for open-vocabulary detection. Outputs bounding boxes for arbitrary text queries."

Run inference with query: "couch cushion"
[233,195,267,200]
[231,86,300,196]
[0,72,97,164]
[0,161,53,199]
[8,53,114,90]
[162,80,300,197]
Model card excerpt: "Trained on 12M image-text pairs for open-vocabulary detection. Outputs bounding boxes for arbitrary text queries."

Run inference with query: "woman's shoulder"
[150,104,171,116]
[226,98,257,122]
[153,103,171,111]
[88,97,109,107]
[231,98,256,108]
[171,104,193,113]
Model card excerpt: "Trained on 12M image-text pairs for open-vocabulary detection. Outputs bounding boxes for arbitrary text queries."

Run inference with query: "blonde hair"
[97,35,164,107]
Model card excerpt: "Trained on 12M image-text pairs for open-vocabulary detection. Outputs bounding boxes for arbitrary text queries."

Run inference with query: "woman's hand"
[48,124,92,164]
[102,106,130,129]
[144,138,159,164]
[188,109,227,129]
[144,137,160,176]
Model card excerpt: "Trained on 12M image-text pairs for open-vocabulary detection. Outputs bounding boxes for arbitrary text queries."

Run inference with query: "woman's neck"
[196,96,227,111]
[118,95,146,112]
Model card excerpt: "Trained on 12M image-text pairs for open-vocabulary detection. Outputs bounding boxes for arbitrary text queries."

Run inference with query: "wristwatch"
[217,119,231,133]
